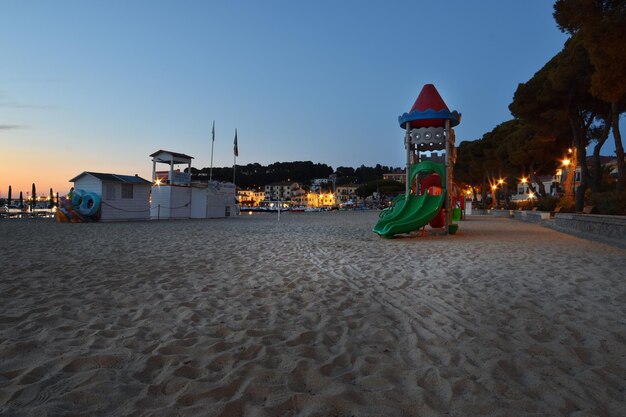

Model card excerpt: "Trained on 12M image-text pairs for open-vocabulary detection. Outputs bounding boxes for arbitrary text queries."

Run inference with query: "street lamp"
[562,157,575,200]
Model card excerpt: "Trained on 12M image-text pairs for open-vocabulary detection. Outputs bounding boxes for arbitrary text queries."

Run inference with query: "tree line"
[454,0,625,212]
[190,161,401,190]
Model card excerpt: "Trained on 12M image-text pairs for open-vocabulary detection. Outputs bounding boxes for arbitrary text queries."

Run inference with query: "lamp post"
[561,146,577,203]
[562,157,575,201]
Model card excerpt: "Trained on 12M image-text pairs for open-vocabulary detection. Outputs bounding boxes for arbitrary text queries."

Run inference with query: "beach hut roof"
[69,172,152,184]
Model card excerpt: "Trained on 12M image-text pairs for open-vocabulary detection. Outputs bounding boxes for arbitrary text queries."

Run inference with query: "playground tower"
[373,84,461,237]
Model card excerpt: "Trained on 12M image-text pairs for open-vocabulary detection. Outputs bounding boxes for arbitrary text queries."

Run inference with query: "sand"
[0,212,625,417]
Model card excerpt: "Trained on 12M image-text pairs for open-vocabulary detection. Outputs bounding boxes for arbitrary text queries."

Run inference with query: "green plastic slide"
[373,193,444,237]
[373,160,446,237]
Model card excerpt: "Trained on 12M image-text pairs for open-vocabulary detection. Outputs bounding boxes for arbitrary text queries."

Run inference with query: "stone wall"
[514,210,551,223]
[551,213,626,249]
[482,210,626,248]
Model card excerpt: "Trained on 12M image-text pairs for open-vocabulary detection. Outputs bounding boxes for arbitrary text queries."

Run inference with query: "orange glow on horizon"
[0,146,153,199]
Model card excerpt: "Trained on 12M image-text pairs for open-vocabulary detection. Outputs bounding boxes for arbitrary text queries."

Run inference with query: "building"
[511,175,558,202]
[237,189,265,207]
[69,172,152,221]
[383,170,405,183]
[307,191,335,208]
[149,150,238,219]
[511,155,618,202]
[290,186,307,207]
[264,182,301,201]
[606,156,625,178]
[310,178,330,193]
[335,185,361,206]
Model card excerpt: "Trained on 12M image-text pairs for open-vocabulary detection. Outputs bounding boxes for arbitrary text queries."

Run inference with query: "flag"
[234,129,238,157]
[211,120,215,143]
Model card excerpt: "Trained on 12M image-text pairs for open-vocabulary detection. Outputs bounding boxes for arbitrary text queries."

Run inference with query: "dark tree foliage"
[554,0,626,190]
[354,164,395,184]
[510,35,608,211]
[455,120,558,199]
[355,179,404,199]
[189,161,398,190]
[457,2,625,210]
[454,140,484,200]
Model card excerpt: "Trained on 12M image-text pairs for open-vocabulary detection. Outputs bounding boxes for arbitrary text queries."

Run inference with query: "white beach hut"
[69,172,152,221]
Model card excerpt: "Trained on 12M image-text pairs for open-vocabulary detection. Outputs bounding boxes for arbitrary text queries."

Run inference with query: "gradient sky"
[0,1,618,197]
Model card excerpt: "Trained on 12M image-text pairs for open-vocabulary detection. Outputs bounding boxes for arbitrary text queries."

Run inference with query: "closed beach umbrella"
[49,188,54,208]
[19,191,23,209]
[31,183,37,210]
[7,185,11,206]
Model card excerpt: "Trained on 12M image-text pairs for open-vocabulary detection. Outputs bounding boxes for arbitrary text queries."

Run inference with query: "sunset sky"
[1,1,617,197]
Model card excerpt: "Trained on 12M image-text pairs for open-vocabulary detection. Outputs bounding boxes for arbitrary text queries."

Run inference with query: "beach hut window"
[122,184,134,199]
[105,184,116,200]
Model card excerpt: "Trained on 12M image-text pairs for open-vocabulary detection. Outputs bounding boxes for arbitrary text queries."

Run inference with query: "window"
[122,184,133,199]
[105,184,116,200]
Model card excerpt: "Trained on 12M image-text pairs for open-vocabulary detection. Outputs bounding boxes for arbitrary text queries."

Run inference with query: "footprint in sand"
[417,367,452,409]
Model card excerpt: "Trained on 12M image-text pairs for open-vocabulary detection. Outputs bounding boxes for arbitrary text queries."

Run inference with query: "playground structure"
[373,84,461,237]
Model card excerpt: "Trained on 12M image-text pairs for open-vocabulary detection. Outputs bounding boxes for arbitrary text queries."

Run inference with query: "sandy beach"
[0,211,624,417]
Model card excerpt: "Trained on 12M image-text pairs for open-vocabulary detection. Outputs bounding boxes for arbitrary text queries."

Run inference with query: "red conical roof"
[410,84,449,113]
[407,84,449,128]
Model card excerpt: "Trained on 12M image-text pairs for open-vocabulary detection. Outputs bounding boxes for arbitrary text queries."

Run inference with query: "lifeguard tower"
[151,150,194,186]
[149,150,238,219]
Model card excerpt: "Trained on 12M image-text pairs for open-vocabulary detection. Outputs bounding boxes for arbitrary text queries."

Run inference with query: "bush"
[516,200,536,211]
[557,196,575,213]
[589,191,626,215]
[537,196,559,212]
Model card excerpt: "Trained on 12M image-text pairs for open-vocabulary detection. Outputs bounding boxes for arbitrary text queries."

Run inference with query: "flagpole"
[209,120,215,182]
[233,128,238,185]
